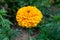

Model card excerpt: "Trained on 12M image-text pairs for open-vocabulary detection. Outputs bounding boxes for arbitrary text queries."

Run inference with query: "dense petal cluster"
[16,6,43,28]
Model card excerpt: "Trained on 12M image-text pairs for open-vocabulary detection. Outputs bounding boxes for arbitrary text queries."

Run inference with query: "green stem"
[28,29,30,40]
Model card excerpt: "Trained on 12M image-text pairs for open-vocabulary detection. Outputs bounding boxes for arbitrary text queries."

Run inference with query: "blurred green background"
[0,0,60,40]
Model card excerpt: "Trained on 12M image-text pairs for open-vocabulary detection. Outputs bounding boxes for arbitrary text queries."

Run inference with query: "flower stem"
[28,29,30,40]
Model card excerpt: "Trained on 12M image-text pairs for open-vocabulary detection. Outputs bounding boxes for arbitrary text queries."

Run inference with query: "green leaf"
[0,34,6,40]
[0,9,7,16]
[54,10,60,21]
[3,37,9,40]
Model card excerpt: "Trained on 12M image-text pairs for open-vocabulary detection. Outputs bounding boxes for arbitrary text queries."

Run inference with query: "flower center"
[27,10,30,13]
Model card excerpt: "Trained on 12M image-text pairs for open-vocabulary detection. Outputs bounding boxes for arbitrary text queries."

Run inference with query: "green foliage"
[0,9,7,16]
[0,0,60,40]
[53,0,60,7]
[0,0,52,22]
[32,9,60,40]
[0,9,20,40]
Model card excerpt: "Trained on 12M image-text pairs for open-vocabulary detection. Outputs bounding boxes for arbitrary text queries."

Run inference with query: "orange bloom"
[16,6,43,28]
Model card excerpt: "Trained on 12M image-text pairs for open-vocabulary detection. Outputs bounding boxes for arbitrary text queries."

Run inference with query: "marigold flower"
[16,6,43,28]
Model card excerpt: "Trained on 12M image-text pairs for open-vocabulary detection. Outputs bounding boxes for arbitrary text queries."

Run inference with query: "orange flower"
[16,6,43,28]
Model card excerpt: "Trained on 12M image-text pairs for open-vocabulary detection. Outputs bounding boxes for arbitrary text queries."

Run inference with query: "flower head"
[16,6,43,28]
